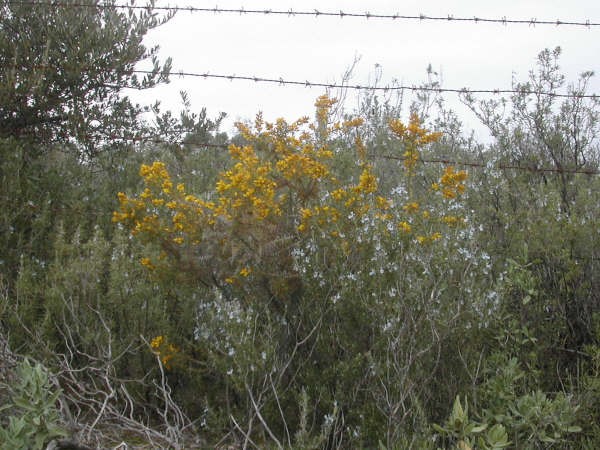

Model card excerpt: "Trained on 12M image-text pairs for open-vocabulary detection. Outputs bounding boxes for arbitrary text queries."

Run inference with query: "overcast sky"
[131,0,600,141]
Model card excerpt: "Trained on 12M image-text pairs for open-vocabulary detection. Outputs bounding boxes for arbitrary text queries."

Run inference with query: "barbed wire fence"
[7,0,600,27]
[132,69,600,99]
[90,132,600,175]
[25,64,600,99]
[9,3,600,176]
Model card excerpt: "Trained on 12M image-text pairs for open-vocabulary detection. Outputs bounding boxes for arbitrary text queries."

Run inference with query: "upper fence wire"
[7,0,600,27]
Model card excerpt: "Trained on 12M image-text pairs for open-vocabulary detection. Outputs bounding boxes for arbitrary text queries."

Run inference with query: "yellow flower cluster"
[416,232,443,245]
[114,98,351,288]
[342,117,365,129]
[297,204,342,232]
[441,215,465,226]
[296,145,387,230]
[403,202,420,214]
[150,335,179,369]
[434,166,468,199]
[214,117,336,228]
[276,152,330,182]
[140,257,155,270]
[140,161,171,186]
[398,221,412,233]
[389,112,443,148]
[293,117,400,235]
[314,95,338,129]
[356,167,378,194]
[387,115,468,243]
[113,162,214,274]
[389,112,443,172]
[215,145,280,220]
[114,96,469,292]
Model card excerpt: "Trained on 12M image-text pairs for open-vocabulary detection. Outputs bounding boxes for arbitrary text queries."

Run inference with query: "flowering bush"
[114,97,467,304]
[109,96,479,446]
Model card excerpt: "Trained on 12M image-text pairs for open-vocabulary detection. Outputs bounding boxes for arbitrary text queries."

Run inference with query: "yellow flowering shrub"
[113,96,469,301]
[114,98,343,297]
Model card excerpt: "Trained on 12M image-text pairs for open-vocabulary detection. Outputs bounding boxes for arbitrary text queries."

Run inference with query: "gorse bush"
[114,96,467,302]
[109,96,489,446]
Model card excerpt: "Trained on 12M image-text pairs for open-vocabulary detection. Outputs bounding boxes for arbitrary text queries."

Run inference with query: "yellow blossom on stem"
[150,335,164,350]
[343,117,364,128]
[389,113,442,174]
[355,167,378,194]
[331,189,347,201]
[150,335,179,369]
[403,202,420,213]
[398,221,412,233]
[376,196,391,210]
[439,166,468,200]
[314,95,337,128]
[389,112,443,146]
[140,257,155,270]
[442,215,464,226]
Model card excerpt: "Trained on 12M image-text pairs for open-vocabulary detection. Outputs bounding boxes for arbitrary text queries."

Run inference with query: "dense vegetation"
[1,2,599,449]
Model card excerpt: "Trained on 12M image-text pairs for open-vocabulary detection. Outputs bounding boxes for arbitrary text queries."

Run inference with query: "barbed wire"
[133,69,600,99]
[372,154,600,175]
[24,64,598,98]
[97,132,229,148]
[95,132,600,175]
[7,0,600,27]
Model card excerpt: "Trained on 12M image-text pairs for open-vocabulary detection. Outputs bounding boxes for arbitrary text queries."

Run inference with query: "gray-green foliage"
[0,359,67,450]
[0,0,173,285]
[0,0,173,154]
[10,222,172,366]
[433,396,510,450]
[456,54,600,450]
[481,356,581,448]
[435,390,580,450]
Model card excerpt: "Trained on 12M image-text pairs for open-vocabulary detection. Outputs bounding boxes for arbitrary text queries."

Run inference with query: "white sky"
[131,0,600,141]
